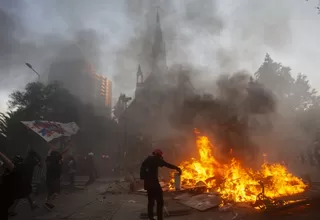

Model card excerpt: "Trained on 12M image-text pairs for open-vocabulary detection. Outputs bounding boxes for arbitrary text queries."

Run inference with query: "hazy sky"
[0,0,320,112]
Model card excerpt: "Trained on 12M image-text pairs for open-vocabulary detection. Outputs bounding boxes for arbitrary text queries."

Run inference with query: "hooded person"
[140,149,181,220]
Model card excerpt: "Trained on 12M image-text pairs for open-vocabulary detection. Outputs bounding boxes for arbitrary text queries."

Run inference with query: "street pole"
[121,95,131,175]
[25,63,40,81]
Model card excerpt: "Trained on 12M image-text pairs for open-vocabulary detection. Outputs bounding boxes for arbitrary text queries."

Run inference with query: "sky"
[0,0,320,112]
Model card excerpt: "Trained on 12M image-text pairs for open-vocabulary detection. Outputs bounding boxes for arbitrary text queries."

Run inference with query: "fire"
[171,131,307,203]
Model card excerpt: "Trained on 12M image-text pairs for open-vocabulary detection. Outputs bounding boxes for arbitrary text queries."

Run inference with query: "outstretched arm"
[158,159,181,174]
[0,152,14,171]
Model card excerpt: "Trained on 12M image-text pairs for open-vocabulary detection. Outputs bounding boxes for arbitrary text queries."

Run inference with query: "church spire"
[136,64,144,86]
[156,8,160,23]
[151,9,167,75]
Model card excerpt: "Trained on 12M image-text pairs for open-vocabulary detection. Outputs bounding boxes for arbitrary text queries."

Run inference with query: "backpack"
[140,164,148,180]
[140,158,151,180]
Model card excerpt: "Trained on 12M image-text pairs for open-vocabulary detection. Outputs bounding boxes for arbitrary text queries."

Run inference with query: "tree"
[305,0,320,13]
[288,73,319,111]
[8,82,80,122]
[255,54,318,112]
[113,94,132,122]
[255,54,294,103]
[2,82,120,157]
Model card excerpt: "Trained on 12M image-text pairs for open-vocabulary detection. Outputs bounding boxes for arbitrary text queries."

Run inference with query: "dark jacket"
[23,151,41,184]
[1,163,30,200]
[46,151,62,181]
[140,155,179,189]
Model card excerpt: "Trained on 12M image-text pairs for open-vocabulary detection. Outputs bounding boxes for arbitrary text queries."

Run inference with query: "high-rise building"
[92,73,112,109]
[88,64,112,118]
[48,47,112,118]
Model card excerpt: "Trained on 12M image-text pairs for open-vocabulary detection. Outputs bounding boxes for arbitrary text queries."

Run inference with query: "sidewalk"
[33,187,99,220]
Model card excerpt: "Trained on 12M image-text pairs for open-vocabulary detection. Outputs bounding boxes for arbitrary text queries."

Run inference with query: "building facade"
[48,46,112,118]
[91,72,113,117]
[122,10,196,142]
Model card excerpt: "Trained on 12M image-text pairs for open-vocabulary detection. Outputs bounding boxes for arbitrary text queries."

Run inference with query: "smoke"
[0,5,39,87]
[168,70,276,166]
[213,0,294,75]
[113,0,225,93]
[0,0,296,101]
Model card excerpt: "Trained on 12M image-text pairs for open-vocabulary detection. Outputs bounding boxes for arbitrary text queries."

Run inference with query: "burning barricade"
[169,130,308,211]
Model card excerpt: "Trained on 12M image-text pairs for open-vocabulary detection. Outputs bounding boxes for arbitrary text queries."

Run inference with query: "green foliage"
[8,82,80,122]
[255,53,320,141]
[1,82,119,157]
[255,54,319,112]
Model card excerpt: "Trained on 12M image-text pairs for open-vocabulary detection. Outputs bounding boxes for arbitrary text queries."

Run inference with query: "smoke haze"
[0,1,320,152]
[0,0,309,100]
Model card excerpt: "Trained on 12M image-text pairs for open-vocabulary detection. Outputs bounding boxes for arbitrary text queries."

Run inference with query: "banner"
[21,120,79,142]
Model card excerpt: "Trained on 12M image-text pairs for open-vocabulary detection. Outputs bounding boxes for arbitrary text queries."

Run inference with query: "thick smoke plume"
[0,0,295,101]
[170,71,276,166]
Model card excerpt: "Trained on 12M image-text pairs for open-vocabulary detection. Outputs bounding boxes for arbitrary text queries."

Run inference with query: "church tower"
[151,10,167,76]
[135,64,144,99]
[136,64,144,87]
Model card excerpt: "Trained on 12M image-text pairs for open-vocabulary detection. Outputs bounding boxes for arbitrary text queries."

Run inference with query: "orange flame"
[170,131,307,203]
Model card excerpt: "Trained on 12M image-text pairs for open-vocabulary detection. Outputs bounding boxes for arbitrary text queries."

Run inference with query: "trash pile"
[167,131,309,213]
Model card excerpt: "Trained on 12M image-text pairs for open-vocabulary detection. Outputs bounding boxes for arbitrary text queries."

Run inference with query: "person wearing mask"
[140,149,181,220]
[0,153,24,220]
[44,150,62,211]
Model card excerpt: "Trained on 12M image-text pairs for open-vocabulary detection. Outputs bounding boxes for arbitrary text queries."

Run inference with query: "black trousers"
[85,171,96,186]
[69,173,75,186]
[147,186,164,220]
[0,197,13,220]
[46,178,60,197]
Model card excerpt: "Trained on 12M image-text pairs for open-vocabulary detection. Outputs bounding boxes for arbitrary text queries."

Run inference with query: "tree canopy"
[255,54,319,113]
[0,82,119,157]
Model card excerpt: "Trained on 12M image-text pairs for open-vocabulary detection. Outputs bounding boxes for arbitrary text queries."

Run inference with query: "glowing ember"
[170,130,307,203]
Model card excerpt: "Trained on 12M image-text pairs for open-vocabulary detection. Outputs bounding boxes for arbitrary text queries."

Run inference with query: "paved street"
[9,180,320,220]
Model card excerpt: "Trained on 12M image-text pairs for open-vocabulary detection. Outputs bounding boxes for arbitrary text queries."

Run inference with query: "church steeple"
[136,64,144,87]
[151,9,167,75]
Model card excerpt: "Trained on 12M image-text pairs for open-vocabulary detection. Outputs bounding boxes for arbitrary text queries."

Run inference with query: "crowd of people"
[0,145,184,220]
[0,148,98,220]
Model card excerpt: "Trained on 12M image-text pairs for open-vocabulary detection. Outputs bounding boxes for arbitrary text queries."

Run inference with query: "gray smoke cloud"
[0,3,39,87]
[168,70,276,166]
[0,0,107,91]
[113,0,225,92]
[0,0,295,100]
[112,0,295,99]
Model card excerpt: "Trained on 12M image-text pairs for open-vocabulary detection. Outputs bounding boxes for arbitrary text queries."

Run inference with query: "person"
[140,149,181,220]
[67,155,76,187]
[8,150,41,216]
[85,152,97,186]
[0,153,25,220]
[44,150,62,211]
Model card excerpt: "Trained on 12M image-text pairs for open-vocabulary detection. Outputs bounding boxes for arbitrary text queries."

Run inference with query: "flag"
[21,120,79,142]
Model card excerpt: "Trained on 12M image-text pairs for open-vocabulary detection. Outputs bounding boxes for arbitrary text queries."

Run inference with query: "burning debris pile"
[170,130,307,204]
[172,72,276,167]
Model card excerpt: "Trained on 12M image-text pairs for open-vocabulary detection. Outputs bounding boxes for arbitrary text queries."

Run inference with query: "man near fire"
[140,149,181,220]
